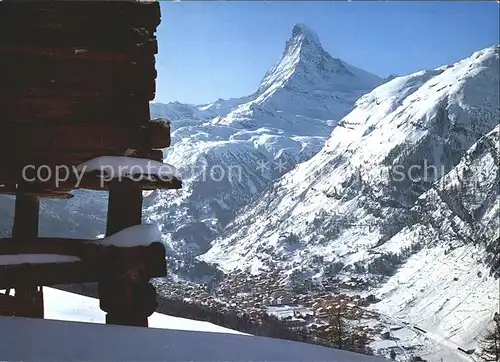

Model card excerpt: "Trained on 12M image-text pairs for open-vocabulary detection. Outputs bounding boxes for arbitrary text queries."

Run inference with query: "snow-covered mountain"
[0,24,382,277]
[200,45,499,359]
[212,23,382,128]
[201,45,500,279]
[142,24,382,272]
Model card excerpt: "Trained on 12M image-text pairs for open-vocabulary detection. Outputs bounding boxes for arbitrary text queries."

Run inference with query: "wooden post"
[12,192,44,318]
[98,179,157,327]
[105,180,143,237]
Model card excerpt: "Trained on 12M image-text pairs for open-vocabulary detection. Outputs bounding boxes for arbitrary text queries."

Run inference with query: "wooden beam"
[0,45,158,63]
[72,173,182,192]
[0,64,156,100]
[0,186,73,199]
[0,1,161,30]
[0,96,152,123]
[0,26,157,51]
[0,122,170,155]
[0,57,156,99]
[0,237,162,259]
[145,121,171,149]
[0,173,181,194]
[106,179,143,236]
[100,178,160,327]
[12,192,43,318]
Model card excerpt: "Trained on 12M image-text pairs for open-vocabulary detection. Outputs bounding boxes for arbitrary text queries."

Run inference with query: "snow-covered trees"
[481,316,500,361]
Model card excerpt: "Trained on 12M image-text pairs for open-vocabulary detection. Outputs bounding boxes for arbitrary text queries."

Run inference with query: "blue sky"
[155,1,499,105]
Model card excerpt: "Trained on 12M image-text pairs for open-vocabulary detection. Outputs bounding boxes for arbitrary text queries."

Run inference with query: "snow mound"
[96,224,162,247]
[0,316,387,361]
[42,287,245,334]
[0,287,386,361]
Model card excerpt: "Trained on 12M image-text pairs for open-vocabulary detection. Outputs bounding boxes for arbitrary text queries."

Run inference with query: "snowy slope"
[40,287,246,334]
[0,317,387,362]
[373,125,500,353]
[0,24,381,278]
[0,287,387,361]
[202,45,500,278]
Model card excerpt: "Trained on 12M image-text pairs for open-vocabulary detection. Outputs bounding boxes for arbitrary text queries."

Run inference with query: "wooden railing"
[0,238,167,288]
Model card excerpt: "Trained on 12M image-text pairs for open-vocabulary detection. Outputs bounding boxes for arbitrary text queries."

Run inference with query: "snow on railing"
[76,156,181,181]
[0,254,80,266]
[95,224,162,247]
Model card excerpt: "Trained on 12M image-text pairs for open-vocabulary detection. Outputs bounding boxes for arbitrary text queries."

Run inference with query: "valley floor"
[156,264,498,362]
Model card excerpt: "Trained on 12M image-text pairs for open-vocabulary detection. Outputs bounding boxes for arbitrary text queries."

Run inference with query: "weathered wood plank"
[0,96,153,123]
[72,173,182,192]
[0,49,157,76]
[0,186,73,199]
[0,262,100,288]
[0,66,156,100]
[0,122,169,153]
[0,148,166,189]
[0,56,156,81]
[0,39,158,61]
[0,26,156,51]
[0,238,165,264]
[0,167,181,193]
[0,1,161,29]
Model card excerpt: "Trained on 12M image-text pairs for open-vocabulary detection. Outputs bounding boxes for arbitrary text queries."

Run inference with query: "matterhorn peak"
[258,23,381,94]
[291,23,322,48]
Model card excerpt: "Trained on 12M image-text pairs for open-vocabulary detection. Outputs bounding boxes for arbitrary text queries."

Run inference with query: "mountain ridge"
[201,44,500,276]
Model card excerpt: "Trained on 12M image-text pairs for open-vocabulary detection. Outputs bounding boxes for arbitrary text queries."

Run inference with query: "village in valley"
[155,270,400,354]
